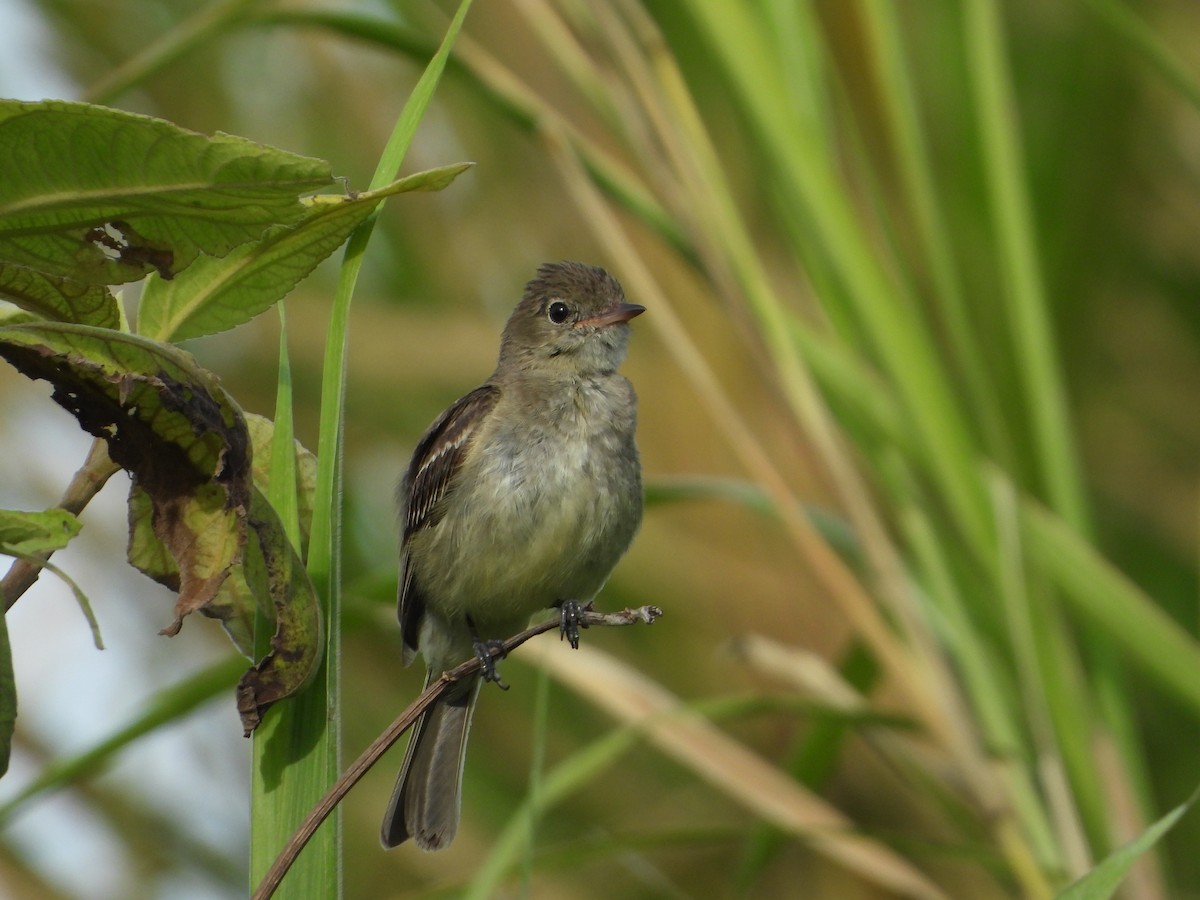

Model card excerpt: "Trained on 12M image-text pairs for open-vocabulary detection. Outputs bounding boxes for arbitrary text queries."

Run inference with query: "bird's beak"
[577,302,646,328]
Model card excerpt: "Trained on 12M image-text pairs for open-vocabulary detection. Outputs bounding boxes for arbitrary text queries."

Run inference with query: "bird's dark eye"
[547,301,571,324]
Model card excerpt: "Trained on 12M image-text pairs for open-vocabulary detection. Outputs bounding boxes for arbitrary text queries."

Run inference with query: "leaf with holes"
[0,100,334,285]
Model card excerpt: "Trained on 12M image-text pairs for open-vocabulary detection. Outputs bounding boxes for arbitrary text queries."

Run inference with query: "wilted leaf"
[183,414,319,658]
[137,162,474,342]
[243,413,317,548]
[0,322,322,732]
[235,488,323,736]
[0,322,250,636]
[0,508,82,557]
[0,262,119,328]
[0,100,334,284]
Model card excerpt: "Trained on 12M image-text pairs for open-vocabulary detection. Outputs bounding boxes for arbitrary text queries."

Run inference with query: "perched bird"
[382,261,645,851]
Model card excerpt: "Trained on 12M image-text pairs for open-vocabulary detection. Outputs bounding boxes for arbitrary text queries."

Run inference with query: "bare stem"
[250,604,663,900]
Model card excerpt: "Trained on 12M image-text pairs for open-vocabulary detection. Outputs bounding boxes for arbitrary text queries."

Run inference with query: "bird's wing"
[398,384,501,660]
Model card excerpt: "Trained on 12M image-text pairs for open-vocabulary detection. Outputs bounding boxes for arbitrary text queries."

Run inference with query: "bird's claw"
[559,600,591,650]
[473,638,510,690]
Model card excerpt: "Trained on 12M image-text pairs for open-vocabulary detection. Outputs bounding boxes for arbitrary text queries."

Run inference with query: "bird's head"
[498,261,644,377]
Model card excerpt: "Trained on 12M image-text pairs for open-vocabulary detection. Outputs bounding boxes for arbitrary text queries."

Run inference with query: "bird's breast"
[414,376,641,626]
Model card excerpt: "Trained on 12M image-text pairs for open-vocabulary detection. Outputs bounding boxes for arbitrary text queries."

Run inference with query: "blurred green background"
[1,1,1199,898]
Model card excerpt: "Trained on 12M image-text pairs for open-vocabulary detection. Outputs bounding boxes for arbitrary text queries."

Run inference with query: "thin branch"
[2,439,121,611]
[250,604,663,900]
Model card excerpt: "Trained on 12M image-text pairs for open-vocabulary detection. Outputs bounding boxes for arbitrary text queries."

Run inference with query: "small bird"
[382,261,645,851]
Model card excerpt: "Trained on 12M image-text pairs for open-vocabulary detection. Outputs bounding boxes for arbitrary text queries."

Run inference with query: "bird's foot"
[473,638,510,690]
[559,600,594,650]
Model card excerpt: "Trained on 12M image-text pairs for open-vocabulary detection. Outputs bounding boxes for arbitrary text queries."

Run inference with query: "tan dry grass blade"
[522,639,950,900]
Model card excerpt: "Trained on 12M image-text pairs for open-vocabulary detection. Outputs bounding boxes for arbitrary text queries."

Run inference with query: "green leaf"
[0,509,101,649]
[0,100,334,284]
[0,510,87,775]
[0,508,82,557]
[137,162,473,342]
[0,321,321,733]
[0,262,119,328]
[1057,786,1199,900]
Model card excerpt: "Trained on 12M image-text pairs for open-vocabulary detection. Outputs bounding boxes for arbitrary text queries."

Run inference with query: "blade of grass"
[83,0,264,104]
[514,641,952,900]
[858,0,1011,466]
[901,500,1063,883]
[0,656,245,823]
[990,475,1093,880]
[1021,502,1200,716]
[963,4,1161,878]
[1057,785,1199,900]
[962,0,1087,532]
[251,2,476,896]
[249,304,312,892]
[677,0,992,555]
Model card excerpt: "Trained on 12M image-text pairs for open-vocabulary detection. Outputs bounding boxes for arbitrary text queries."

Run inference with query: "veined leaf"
[0,262,119,328]
[0,508,82,557]
[138,162,472,342]
[0,100,334,285]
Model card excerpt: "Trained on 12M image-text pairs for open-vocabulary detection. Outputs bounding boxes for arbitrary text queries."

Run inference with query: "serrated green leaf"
[0,262,119,328]
[137,162,473,342]
[0,100,334,285]
[0,508,82,556]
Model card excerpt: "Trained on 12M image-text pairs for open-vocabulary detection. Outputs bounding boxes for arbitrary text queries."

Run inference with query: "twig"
[2,439,120,611]
[250,603,663,900]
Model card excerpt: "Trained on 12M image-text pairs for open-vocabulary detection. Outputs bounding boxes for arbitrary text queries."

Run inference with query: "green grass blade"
[0,656,245,823]
[1022,501,1200,715]
[83,0,264,104]
[1057,785,1199,900]
[859,0,1011,464]
[249,303,310,892]
[267,1,475,895]
[962,0,1087,532]
[678,0,991,554]
[1083,0,1200,111]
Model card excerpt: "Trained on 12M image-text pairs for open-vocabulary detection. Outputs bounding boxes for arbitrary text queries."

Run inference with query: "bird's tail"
[381,672,479,850]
